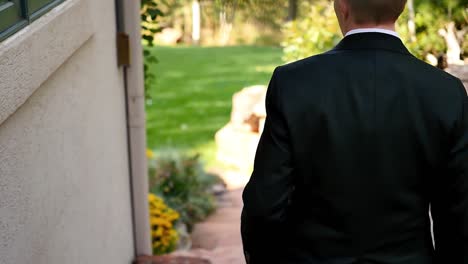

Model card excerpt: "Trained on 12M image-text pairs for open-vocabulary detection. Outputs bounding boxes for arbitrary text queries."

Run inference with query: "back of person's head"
[336,0,407,25]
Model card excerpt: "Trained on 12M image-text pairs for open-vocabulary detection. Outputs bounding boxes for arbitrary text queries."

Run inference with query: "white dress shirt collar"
[345,28,400,39]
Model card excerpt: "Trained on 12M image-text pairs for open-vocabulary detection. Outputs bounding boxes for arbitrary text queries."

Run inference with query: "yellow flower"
[148,193,158,203]
[146,149,155,159]
[148,193,180,255]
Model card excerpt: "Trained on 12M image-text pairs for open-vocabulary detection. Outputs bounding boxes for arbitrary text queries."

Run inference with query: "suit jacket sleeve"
[241,67,295,262]
[432,80,468,262]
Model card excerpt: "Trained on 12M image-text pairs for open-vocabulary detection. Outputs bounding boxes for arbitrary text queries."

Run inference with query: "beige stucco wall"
[0,0,135,263]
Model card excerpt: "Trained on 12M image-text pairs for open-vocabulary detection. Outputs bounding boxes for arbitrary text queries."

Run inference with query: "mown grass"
[145,45,283,166]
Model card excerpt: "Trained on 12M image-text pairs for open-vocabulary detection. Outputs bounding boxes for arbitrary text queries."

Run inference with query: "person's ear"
[334,0,348,35]
[339,0,350,21]
[334,0,348,20]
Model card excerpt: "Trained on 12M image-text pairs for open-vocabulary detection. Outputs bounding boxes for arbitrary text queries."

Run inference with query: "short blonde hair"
[348,0,407,24]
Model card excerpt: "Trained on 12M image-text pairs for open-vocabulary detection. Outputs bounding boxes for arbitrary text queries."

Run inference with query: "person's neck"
[344,23,396,35]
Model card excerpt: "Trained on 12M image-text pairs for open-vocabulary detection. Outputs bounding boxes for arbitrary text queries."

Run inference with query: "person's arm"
[432,81,468,262]
[241,67,295,262]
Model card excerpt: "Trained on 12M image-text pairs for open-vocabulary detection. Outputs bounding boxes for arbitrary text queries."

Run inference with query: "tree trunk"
[288,0,298,21]
[192,0,201,45]
[183,3,192,43]
[218,2,237,46]
[439,22,463,65]
[219,10,233,46]
[407,0,416,42]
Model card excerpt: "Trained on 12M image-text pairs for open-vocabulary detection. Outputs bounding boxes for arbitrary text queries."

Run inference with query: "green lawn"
[146,45,283,166]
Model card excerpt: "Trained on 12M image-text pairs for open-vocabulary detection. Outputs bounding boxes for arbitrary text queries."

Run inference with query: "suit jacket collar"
[333,32,412,56]
[346,28,400,38]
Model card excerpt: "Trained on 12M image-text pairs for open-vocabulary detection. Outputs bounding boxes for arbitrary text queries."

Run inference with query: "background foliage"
[142,0,467,62]
[281,0,467,62]
[398,0,467,61]
[282,0,341,62]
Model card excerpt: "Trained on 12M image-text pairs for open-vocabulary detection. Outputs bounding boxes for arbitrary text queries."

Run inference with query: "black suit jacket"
[241,33,468,264]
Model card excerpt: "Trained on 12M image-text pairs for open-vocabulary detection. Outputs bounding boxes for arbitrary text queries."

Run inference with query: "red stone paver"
[167,189,246,264]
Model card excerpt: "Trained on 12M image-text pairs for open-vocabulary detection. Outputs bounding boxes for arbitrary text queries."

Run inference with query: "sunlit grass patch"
[145,45,283,166]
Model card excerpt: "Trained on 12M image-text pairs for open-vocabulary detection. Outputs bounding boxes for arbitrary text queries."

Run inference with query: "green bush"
[397,1,467,61]
[397,3,447,60]
[281,0,341,62]
[148,150,222,231]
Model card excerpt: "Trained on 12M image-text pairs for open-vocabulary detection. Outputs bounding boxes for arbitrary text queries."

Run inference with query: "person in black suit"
[241,0,468,263]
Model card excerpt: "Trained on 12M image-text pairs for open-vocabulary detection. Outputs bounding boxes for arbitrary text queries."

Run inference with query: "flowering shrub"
[148,193,180,255]
[148,150,220,231]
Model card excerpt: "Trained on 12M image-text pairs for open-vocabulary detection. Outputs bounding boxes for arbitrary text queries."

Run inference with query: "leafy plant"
[141,0,164,100]
[148,150,221,231]
[148,193,180,255]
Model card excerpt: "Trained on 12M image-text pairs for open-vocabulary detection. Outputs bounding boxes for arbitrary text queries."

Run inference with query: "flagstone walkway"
[189,188,245,264]
[162,189,246,264]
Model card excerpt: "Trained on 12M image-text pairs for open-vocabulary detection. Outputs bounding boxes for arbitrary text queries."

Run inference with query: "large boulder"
[215,124,261,171]
[215,85,267,173]
[230,85,267,132]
